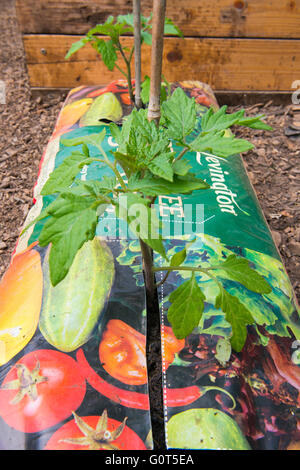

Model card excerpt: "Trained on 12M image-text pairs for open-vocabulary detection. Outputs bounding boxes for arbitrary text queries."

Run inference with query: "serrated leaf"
[162,87,196,140]
[172,159,192,176]
[38,192,104,285]
[80,176,117,197]
[65,38,89,59]
[168,273,205,339]
[170,238,196,267]
[127,173,209,196]
[117,14,134,27]
[190,130,254,157]
[201,106,273,133]
[147,153,174,182]
[47,209,97,286]
[216,254,272,294]
[60,129,106,150]
[236,115,273,131]
[141,31,152,45]
[164,18,184,37]
[201,106,243,133]
[109,122,121,143]
[41,152,91,196]
[215,288,254,352]
[93,38,118,71]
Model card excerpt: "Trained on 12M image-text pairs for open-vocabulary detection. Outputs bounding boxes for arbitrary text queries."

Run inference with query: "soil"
[0,0,299,451]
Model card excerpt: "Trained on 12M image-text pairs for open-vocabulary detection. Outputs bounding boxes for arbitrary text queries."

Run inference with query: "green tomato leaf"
[190,130,254,157]
[60,129,106,150]
[141,76,168,105]
[215,287,255,352]
[127,173,209,196]
[168,272,206,339]
[141,31,152,45]
[109,122,122,144]
[41,152,93,196]
[236,114,273,131]
[201,106,273,133]
[170,238,196,267]
[164,18,184,37]
[88,18,132,43]
[162,87,196,140]
[38,192,105,285]
[93,38,118,71]
[147,153,174,182]
[216,254,272,294]
[172,159,192,176]
[117,14,134,27]
[141,76,151,105]
[65,37,89,59]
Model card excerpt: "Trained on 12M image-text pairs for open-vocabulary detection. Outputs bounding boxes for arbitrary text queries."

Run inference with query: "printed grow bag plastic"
[0,80,299,450]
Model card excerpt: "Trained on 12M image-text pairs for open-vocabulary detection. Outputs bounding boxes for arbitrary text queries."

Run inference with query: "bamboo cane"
[148,0,166,125]
[133,0,142,109]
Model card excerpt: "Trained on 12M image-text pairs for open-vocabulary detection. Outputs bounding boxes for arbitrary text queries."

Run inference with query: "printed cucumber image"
[39,237,115,352]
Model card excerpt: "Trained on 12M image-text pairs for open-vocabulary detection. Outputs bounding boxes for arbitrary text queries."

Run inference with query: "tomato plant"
[44,409,147,450]
[0,349,86,433]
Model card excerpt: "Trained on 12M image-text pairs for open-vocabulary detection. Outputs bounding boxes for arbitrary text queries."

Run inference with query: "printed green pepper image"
[39,237,115,352]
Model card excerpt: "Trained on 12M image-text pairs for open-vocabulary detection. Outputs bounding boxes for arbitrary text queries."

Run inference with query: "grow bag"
[0,80,299,450]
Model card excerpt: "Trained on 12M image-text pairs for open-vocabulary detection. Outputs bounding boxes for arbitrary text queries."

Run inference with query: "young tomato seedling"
[24,84,273,353]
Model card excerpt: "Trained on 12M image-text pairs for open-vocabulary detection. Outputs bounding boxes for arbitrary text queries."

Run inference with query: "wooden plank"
[30,88,293,106]
[23,35,300,91]
[16,0,300,39]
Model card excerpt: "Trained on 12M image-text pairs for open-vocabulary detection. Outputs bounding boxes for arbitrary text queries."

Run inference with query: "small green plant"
[65,14,182,106]
[24,84,273,353]
[22,2,276,354]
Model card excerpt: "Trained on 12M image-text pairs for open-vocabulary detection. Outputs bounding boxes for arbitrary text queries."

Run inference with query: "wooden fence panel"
[24,35,300,91]
[16,0,300,38]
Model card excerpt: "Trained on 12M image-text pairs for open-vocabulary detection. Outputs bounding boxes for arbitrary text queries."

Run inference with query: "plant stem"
[140,239,156,300]
[117,40,135,105]
[152,264,223,290]
[173,146,189,163]
[97,145,127,192]
[148,0,166,125]
[133,0,142,109]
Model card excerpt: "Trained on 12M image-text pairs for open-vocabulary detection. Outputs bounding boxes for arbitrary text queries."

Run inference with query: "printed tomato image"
[99,320,147,386]
[0,244,43,366]
[0,349,86,433]
[162,326,185,369]
[44,410,147,450]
